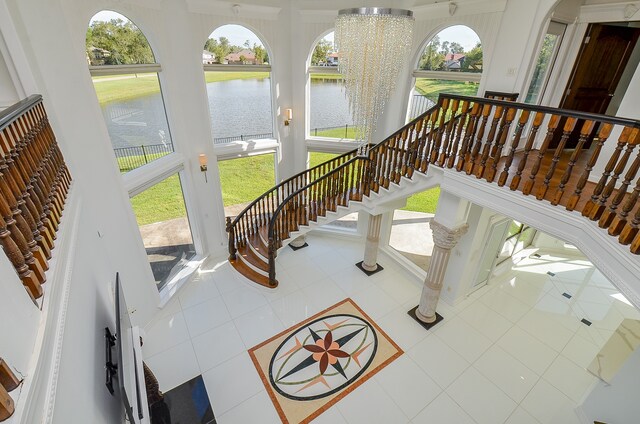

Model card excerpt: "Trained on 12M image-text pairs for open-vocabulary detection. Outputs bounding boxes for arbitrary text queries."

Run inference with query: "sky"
[91,11,479,51]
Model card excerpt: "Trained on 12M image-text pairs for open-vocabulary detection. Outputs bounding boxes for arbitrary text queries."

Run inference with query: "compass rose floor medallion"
[248,298,403,424]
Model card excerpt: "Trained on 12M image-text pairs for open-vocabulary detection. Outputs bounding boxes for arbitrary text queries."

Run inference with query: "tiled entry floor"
[142,234,640,424]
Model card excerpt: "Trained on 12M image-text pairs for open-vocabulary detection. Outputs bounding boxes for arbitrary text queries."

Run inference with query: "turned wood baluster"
[582,127,633,218]
[626,205,640,253]
[403,124,416,177]
[0,190,46,285]
[603,145,640,233]
[465,104,492,175]
[522,114,560,196]
[589,131,638,222]
[551,120,595,205]
[438,99,459,166]
[475,105,504,179]
[486,107,517,182]
[456,103,481,172]
[617,175,640,242]
[413,115,429,173]
[386,137,397,185]
[34,105,71,192]
[394,133,405,183]
[447,101,470,169]
[0,171,47,272]
[498,110,530,187]
[566,123,613,211]
[399,128,410,179]
[537,117,578,200]
[422,111,439,172]
[0,213,40,301]
[226,217,237,260]
[430,99,450,164]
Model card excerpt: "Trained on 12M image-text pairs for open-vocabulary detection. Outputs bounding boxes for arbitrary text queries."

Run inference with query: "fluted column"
[358,213,383,274]
[414,220,468,325]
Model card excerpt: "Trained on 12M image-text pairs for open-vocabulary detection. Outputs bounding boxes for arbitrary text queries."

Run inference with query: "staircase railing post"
[268,236,277,287]
[225,217,237,260]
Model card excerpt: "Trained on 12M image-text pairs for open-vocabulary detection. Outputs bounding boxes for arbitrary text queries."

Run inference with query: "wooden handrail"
[229,91,640,287]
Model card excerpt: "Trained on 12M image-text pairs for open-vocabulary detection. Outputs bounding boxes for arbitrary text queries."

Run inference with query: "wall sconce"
[449,1,458,16]
[199,153,208,183]
[284,108,293,126]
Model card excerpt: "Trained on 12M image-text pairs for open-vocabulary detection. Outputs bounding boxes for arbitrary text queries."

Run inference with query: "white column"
[362,213,383,272]
[416,220,468,324]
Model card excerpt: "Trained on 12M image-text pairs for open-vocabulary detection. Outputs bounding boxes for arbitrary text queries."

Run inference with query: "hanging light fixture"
[335,7,414,155]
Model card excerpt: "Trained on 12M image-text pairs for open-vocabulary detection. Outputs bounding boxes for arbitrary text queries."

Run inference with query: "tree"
[86,19,154,65]
[311,39,333,65]
[252,43,268,64]
[449,42,465,54]
[419,36,444,71]
[462,42,482,72]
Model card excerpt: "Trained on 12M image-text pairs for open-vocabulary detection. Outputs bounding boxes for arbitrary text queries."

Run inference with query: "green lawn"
[218,154,275,207]
[117,151,170,172]
[401,186,441,214]
[131,174,187,226]
[312,126,357,139]
[414,78,480,99]
[310,73,343,81]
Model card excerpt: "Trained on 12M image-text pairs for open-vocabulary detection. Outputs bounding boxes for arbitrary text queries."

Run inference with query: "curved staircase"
[227,94,640,289]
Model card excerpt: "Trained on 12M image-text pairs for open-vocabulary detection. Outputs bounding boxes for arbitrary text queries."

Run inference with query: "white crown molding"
[412,0,507,20]
[579,1,640,23]
[187,0,281,20]
[440,169,640,309]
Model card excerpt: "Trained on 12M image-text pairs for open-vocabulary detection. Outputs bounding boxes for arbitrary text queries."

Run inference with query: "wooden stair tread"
[229,258,274,288]
[236,243,269,272]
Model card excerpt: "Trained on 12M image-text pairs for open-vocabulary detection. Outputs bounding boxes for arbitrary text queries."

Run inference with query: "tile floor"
[142,234,640,424]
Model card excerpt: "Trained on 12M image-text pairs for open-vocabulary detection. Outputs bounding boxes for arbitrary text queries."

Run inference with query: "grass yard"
[414,78,480,99]
[130,174,187,226]
[310,73,343,81]
[308,152,340,168]
[313,126,357,139]
[401,186,441,214]
[117,151,170,172]
[218,154,275,207]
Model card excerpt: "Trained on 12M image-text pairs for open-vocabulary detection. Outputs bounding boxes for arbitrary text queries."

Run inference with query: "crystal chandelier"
[335,7,414,155]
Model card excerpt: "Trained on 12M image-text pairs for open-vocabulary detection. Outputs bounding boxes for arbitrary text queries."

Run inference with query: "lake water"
[100,78,354,150]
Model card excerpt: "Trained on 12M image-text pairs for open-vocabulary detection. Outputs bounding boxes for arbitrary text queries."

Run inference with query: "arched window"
[409,25,483,120]
[87,11,197,294]
[308,31,355,141]
[87,11,173,172]
[203,25,276,217]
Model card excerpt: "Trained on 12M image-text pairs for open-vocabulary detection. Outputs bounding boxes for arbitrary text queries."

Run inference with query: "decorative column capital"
[430,220,468,250]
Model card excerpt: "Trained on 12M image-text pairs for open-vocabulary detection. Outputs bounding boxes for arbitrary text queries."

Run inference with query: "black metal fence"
[113,142,174,172]
[213,132,274,145]
[310,124,355,138]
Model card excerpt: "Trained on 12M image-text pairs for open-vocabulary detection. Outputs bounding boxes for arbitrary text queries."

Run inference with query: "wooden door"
[553,23,640,148]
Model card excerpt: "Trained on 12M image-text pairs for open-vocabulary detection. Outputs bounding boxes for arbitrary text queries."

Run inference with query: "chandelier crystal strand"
[335,8,414,156]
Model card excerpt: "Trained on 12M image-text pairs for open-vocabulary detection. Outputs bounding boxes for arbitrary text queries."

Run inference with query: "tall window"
[87,11,199,295]
[203,25,273,145]
[525,21,566,105]
[497,221,536,264]
[87,11,173,173]
[308,32,355,140]
[409,26,482,120]
[218,154,276,217]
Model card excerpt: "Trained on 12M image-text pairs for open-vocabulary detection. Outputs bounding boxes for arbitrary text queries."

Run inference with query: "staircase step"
[236,244,269,274]
[229,257,275,288]
[247,232,269,261]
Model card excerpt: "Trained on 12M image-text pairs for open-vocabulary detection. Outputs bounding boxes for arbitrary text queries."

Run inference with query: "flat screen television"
[114,273,146,423]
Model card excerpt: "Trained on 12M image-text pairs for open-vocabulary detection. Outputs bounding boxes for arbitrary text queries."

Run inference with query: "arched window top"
[204,24,269,65]
[309,31,336,67]
[86,10,155,66]
[417,25,482,73]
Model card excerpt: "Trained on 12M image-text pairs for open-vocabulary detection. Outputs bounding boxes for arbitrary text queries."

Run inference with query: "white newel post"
[361,213,383,272]
[416,220,468,323]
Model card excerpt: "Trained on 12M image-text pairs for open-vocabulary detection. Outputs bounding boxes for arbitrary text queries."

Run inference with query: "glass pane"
[87,11,155,65]
[205,71,273,144]
[507,221,523,239]
[417,26,483,73]
[309,74,355,139]
[389,208,434,271]
[525,33,560,104]
[409,79,480,120]
[93,73,174,173]
[205,25,269,66]
[308,152,340,169]
[497,236,517,264]
[219,154,275,216]
[130,173,196,291]
[515,226,536,253]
